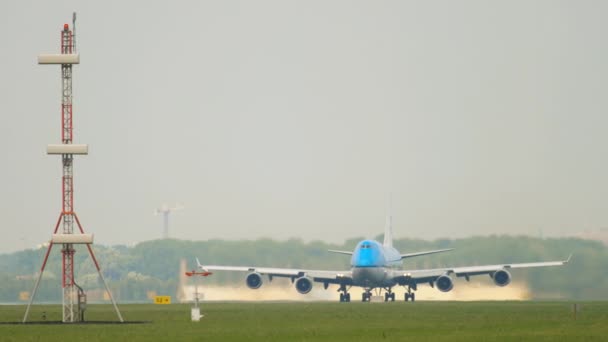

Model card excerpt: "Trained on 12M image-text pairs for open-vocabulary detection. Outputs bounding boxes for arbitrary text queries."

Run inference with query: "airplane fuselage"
[350,240,401,288]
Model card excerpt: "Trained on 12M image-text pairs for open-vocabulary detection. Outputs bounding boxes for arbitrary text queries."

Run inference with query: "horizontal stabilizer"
[401,248,454,259]
[328,249,353,256]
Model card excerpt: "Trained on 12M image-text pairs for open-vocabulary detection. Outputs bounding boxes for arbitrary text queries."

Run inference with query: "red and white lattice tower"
[23,14,123,323]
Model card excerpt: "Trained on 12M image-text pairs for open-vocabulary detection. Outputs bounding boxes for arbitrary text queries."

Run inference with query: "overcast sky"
[1,1,607,253]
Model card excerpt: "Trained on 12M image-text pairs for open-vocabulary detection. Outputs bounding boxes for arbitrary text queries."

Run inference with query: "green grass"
[1,302,607,341]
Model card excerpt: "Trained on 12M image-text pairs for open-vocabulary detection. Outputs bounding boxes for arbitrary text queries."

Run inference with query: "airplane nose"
[353,248,383,267]
[357,251,374,266]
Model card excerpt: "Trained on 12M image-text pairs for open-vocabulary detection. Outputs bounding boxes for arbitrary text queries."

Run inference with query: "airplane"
[197,214,570,302]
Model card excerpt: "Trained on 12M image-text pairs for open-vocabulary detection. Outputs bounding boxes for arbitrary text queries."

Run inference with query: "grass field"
[1,301,607,341]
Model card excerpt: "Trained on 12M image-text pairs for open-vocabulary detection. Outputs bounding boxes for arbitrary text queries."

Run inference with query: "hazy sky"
[1,1,607,253]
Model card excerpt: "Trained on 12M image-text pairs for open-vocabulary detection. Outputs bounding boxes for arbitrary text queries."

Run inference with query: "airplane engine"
[436,275,454,292]
[492,269,511,287]
[246,272,263,289]
[294,277,313,294]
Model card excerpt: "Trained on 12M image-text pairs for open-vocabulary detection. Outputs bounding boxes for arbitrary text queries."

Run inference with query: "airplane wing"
[390,255,571,286]
[327,249,353,256]
[400,248,454,259]
[197,259,353,285]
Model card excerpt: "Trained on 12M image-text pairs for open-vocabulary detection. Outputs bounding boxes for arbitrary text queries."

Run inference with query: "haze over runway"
[1,1,607,253]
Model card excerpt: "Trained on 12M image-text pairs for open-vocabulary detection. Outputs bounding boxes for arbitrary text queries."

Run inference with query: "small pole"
[185,269,212,321]
[72,12,77,53]
[194,274,199,309]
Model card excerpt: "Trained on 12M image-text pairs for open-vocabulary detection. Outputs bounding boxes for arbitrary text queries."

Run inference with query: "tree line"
[0,235,605,302]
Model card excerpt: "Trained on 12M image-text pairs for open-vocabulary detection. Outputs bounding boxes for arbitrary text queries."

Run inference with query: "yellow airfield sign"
[154,296,171,304]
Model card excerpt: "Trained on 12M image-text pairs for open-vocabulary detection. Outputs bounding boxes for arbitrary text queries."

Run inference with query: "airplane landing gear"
[384,289,395,302]
[338,285,351,302]
[339,292,351,302]
[404,286,416,302]
[362,289,372,302]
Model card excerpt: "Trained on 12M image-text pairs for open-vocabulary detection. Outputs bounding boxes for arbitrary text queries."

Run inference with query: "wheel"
[345,293,351,302]
[362,293,367,302]
[390,293,395,302]
[405,293,411,302]
[411,293,416,302]
[340,293,345,302]
[384,293,389,302]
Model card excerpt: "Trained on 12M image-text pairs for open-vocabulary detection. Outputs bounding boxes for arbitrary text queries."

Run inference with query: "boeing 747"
[197,216,569,302]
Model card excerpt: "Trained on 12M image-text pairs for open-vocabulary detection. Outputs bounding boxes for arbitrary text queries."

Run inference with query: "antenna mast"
[24,13,123,323]
[72,12,77,53]
[155,203,184,239]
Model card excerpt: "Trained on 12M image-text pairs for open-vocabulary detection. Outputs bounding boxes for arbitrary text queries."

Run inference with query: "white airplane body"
[198,215,569,302]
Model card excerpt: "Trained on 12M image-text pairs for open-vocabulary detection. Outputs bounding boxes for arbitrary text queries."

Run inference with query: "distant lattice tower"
[23,13,123,323]
[155,203,183,239]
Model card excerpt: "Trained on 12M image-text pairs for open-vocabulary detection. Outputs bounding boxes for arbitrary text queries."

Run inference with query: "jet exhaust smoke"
[179,280,531,302]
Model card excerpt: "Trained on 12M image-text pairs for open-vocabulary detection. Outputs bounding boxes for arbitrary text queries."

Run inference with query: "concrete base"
[191,308,203,321]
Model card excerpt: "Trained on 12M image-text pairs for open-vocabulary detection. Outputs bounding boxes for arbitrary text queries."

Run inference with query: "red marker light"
[64,23,69,30]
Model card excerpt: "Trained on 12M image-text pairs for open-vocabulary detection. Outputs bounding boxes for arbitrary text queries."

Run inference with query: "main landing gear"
[384,288,396,302]
[338,285,351,302]
[339,292,351,302]
[338,285,415,302]
[404,286,416,302]
[361,290,372,302]
[363,288,395,302]
[357,288,397,302]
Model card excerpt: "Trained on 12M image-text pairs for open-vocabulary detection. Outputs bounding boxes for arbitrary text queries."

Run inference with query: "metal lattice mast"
[60,22,77,323]
[23,14,123,323]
